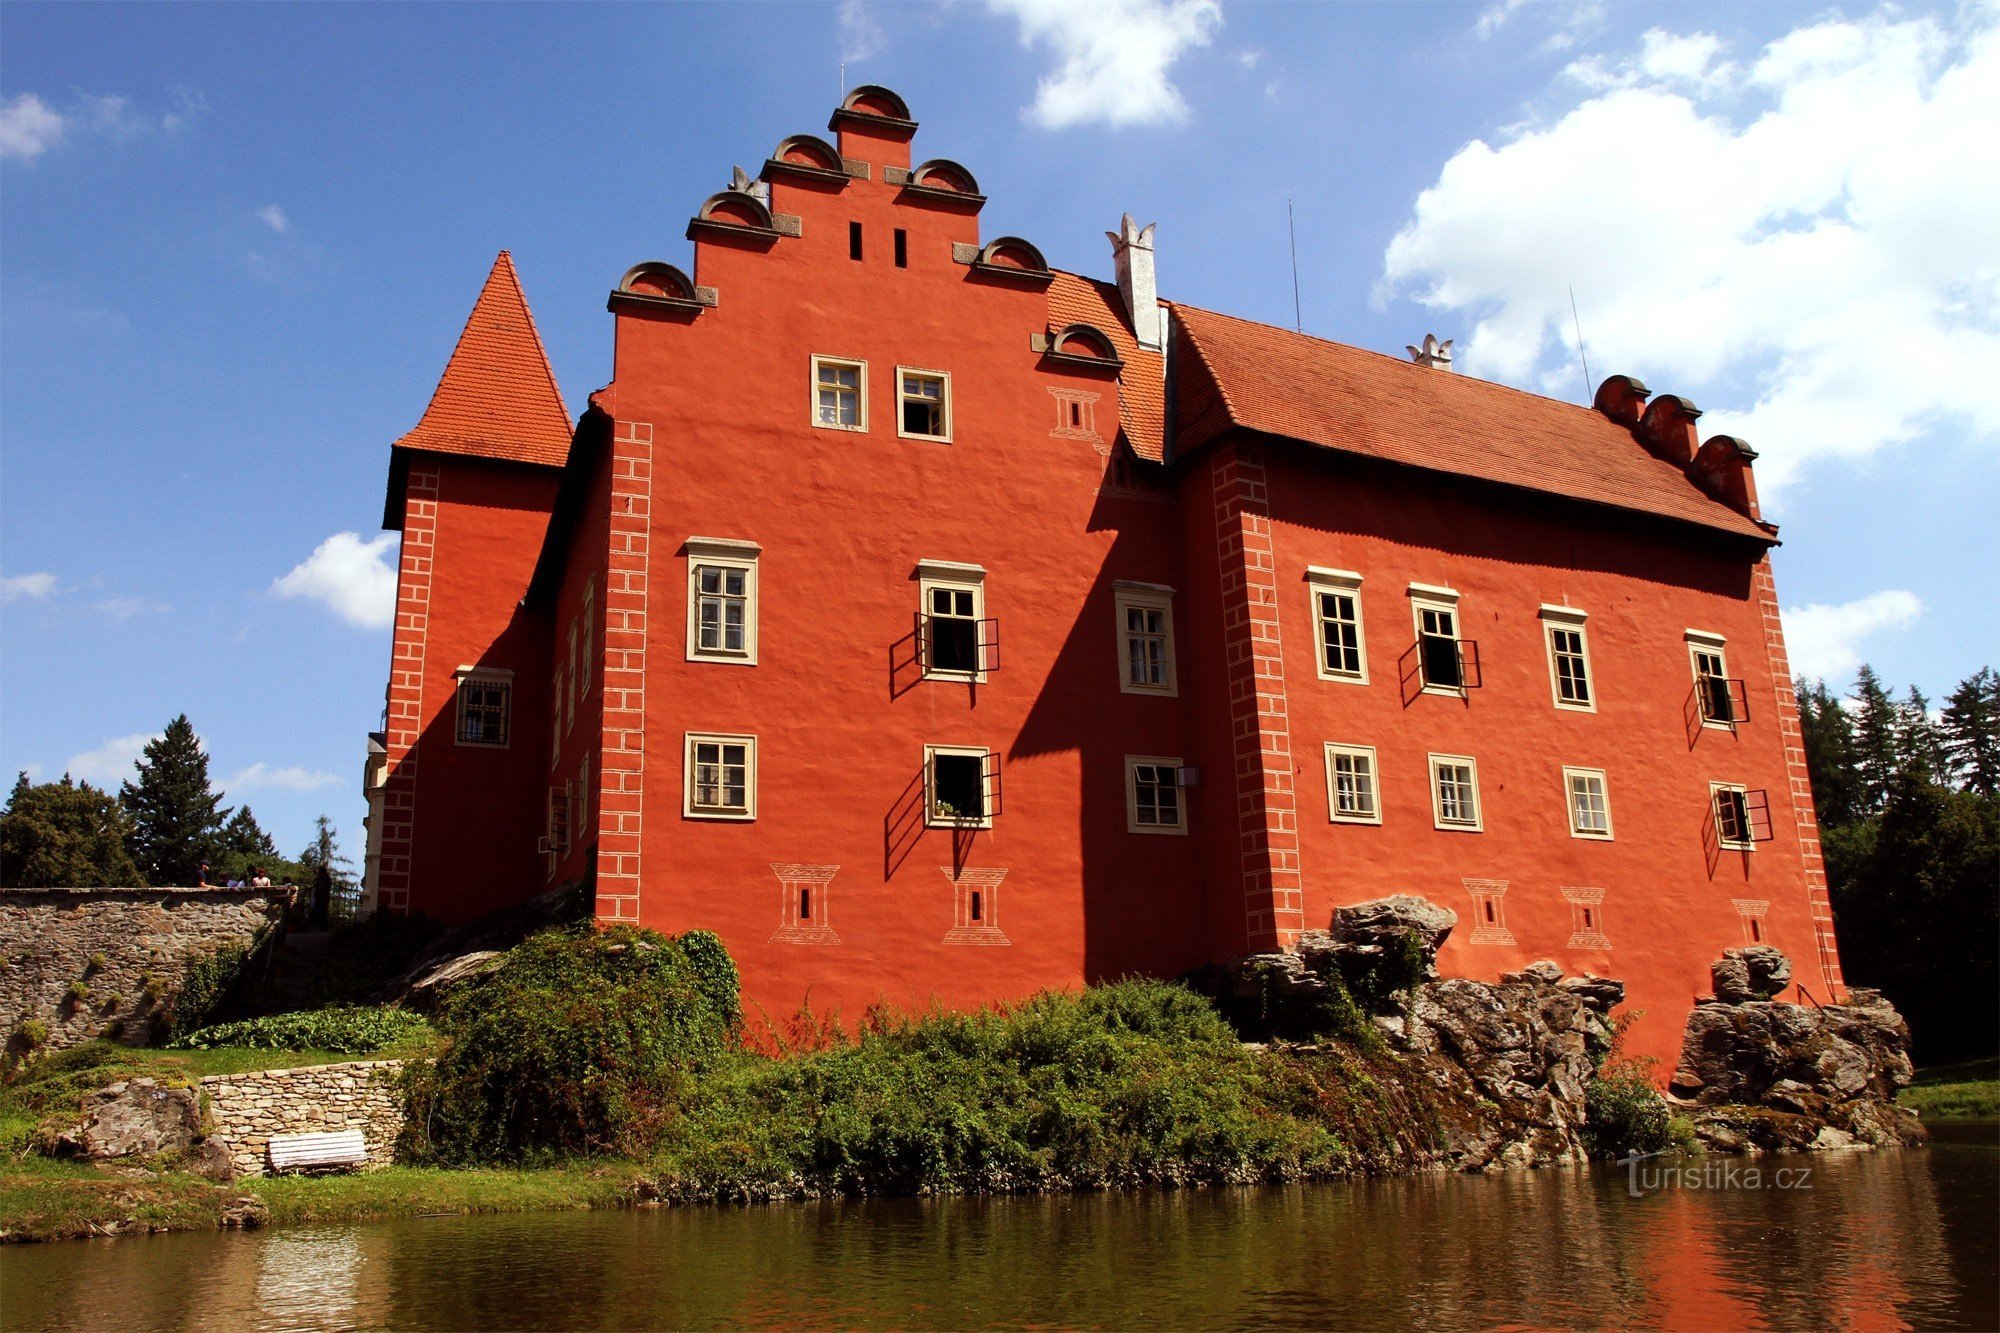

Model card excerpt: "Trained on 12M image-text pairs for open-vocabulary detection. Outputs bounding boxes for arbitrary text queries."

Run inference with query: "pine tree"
[1,774,144,887]
[1943,666,2000,798]
[1850,665,1900,815]
[212,805,297,884]
[1897,686,1949,782]
[120,715,229,886]
[1797,679,1863,827]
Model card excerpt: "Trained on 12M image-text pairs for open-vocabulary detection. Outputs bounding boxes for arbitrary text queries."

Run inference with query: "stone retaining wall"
[201,1059,406,1178]
[1,887,288,1053]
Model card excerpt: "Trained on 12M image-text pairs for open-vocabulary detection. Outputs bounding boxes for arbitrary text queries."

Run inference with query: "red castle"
[360,87,1843,1068]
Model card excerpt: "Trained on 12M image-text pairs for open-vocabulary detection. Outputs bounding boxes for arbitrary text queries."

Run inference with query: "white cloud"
[271,531,397,630]
[226,762,343,793]
[18,763,45,783]
[1383,9,2000,498]
[1473,0,1531,41]
[64,733,158,788]
[92,595,171,620]
[257,204,288,234]
[1782,589,1923,682]
[1236,49,1262,70]
[0,93,65,163]
[988,0,1222,130]
[1,571,58,603]
[839,0,885,62]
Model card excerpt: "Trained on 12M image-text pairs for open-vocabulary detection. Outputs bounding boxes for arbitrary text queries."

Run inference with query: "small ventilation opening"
[894,228,908,268]
[1750,919,1762,942]
[970,890,983,922]
[1485,901,1496,924]
[1069,402,1081,427]
[799,888,811,919]
[1582,907,1594,929]
[849,221,863,261]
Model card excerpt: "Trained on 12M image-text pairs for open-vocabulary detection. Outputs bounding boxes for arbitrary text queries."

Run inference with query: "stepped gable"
[1168,303,1773,541]
[393,251,573,470]
[1047,272,1165,463]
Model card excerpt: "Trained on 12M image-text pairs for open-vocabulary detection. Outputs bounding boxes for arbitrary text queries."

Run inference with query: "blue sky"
[3,0,1995,856]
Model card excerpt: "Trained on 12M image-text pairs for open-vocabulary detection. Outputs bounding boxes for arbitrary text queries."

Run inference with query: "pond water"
[5,1121,1996,1331]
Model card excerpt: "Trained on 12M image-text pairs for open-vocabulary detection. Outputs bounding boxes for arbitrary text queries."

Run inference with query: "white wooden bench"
[267,1129,369,1174]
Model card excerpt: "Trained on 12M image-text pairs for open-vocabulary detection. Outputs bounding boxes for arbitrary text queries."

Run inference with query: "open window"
[897,367,952,442]
[1409,585,1478,694]
[811,355,867,431]
[1711,782,1771,850]
[1688,631,1748,727]
[1563,766,1613,839]
[926,744,998,828]
[1125,756,1188,834]
[1541,605,1594,711]
[916,562,995,680]
[1114,581,1176,695]
[685,733,756,820]
[453,668,512,748]
[1307,567,1367,684]
[1325,743,1381,825]
[1429,753,1482,831]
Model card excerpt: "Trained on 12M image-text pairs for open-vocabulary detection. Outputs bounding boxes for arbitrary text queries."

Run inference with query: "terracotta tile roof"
[393,251,572,469]
[1169,303,1772,541]
[1046,272,1166,462]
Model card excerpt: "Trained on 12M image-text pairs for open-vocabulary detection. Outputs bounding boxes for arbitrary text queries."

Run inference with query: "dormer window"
[898,368,951,442]
[812,356,866,431]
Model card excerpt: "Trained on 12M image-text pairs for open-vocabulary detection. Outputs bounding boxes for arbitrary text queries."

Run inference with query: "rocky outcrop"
[1672,965,1923,1151]
[1321,895,1458,974]
[54,1078,205,1162]
[1711,945,1793,1003]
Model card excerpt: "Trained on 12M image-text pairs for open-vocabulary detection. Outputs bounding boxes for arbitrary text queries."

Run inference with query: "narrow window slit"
[849,221,863,261]
[893,228,908,268]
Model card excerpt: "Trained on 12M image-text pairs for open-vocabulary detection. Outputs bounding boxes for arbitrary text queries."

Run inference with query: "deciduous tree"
[0,773,143,887]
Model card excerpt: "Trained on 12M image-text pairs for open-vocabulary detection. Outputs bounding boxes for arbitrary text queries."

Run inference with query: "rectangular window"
[566,619,578,732]
[1541,607,1594,711]
[1324,743,1381,824]
[1564,766,1612,839]
[1688,634,1738,726]
[1306,568,1367,683]
[917,563,989,681]
[848,220,863,261]
[546,784,570,861]
[926,745,995,828]
[897,367,952,442]
[811,356,866,431]
[1114,582,1176,696]
[1711,782,1769,850]
[1429,754,1482,831]
[1410,586,1467,693]
[893,228,908,268]
[550,666,563,762]
[581,577,595,697]
[686,538,761,664]
[685,733,756,820]
[453,670,511,748]
[1126,756,1187,834]
[575,753,591,836]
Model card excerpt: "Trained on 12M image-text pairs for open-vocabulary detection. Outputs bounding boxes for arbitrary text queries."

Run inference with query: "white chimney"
[1407,334,1454,371]
[1107,214,1161,351]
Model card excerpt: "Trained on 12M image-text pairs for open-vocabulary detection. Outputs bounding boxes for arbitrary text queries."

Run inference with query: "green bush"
[1583,1071,1686,1157]
[64,981,89,1004]
[170,1006,433,1054]
[651,980,1353,1195]
[14,1019,48,1051]
[402,925,740,1165]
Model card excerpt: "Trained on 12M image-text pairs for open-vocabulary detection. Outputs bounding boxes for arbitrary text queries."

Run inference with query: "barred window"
[455,674,511,747]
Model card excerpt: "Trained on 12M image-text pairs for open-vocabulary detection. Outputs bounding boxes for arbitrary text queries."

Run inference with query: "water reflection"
[5,1122,1994,1331]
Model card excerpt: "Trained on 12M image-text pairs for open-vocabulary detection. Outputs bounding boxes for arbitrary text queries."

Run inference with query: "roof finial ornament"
[1407,334,1454,371]
[729,166,771,206]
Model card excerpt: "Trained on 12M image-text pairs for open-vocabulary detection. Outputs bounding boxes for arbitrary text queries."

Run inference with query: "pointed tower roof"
[393,251,573,468]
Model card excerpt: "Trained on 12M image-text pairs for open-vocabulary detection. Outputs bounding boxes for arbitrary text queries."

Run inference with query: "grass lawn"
[1900,1055,2000,1118]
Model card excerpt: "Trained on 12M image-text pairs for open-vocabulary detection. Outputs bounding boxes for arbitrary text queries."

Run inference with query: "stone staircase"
[266,929,333,1009]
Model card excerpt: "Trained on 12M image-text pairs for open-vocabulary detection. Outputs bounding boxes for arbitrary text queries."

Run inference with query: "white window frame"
[1563,765,1613,840]
[1113,581,1177,696]
[1687,630,1733,729]
[1324,743,1382,825]
[1429,753,1483,832]
[685,537,762,666]
[895,365,953,443]
[810,354,868,432]
[684,732,757,821]
[1124,755,1189,835]
[1710,780,1756,851]
[1306,567,1368,684]
[452,667,513,749]
[924,743,994,830]
[581,576,596,697]
[916,560,988,683]
[1409,584,1466,697]
[1540,605,1595,713]
[566,618,579,732]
